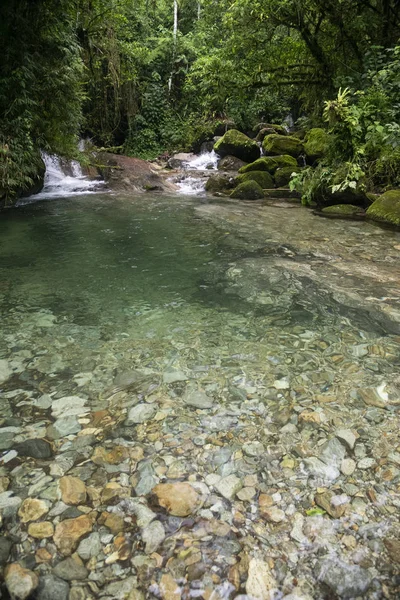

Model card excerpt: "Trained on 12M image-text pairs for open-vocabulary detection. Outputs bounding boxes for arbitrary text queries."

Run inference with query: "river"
[0,189,399,599]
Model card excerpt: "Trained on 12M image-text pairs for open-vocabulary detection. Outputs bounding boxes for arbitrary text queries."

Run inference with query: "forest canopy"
[1,0,400,200]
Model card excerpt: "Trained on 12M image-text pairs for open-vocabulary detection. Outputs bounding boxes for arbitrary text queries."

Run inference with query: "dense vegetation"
[1,0,400,203]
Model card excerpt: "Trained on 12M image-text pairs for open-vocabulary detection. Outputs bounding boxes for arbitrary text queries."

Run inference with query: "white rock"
[51,396,88,418]
[246,558,278,599]
[141,520,165,554]
[357,457,376,469]
[125,403,156,425]
[243,441,265,457]
[215,475,242,500]
[341,458,356,476]
[303,457,340,482]
[273,377,290,390]
[336,429,356,450]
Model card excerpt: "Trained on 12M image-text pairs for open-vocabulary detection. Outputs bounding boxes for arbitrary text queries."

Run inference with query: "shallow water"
[1,192,400,599]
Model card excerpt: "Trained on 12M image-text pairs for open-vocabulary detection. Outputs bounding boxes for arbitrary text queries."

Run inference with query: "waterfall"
[168,0,179,92]
[19,153,103,204]
[175,150,220,195]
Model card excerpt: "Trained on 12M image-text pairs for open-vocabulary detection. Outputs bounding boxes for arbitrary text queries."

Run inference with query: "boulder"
[205,173,235,194]
[97,153,176,193]
[235,171,275,189]
[263,134,304,158]
[218,155,247,171]
[230,181,265,200]
[366,190,400,227]
[304,128,330,164]
[167,153,196,169]
[214,129,260,163]
[321,204,365,218]
[274,166,301,187]
[239,155,297,175]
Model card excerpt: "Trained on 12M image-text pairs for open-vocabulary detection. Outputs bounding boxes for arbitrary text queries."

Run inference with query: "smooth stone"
[77,532,102,561]
[358,457,376,469]
[102,577,140,600]
[159,573,181,600]
[51,396,88,419]
[125,403,156,425]
[54,515,93,556]
[163,369,188,384]
[59,476,87,505]
[336,429,356,450]
[262,506,285,523]
[246,558,278,599]
[53,556,88,581]
[15,438,53,459]
[47,416,81,440]
[0,491,22,516]
[182,389,213,409]
[0,427,20,450]
[18,498,49,523]
[0,359,12,384]
[314,492,347,519]
[316,557,372,598]
[319,438,346,468]
[303,457,340,482]
[5,563,39,600]
[28,521,54,539]
[242,441,265,457]
[152,482,200,516]
[215,474,242,500]
[36,575,70,600]
[141,520,165,554]
[236,487,256,501]
[341,458,356,476]
[0,537,12,566]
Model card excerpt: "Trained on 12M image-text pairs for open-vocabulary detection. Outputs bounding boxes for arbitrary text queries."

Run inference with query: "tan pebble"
[92,446,129,466]
[35,548,53,563]
[102,512,125,534]
[246,558,278,599]
[259,494,274,509]
[54,515,93,556]
[101,482,130,504]
[152,482,200,517]
[0,476,10,493]
[18,498,49,523]
[59,476,87,505]
[342,534,357,549]
[160,573,182,599]
[28,521,54,539]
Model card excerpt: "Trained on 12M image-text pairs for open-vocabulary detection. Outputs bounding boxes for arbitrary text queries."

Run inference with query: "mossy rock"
[320,205,365,220]
[205,174,235,193]
[235,170,275,190]
[218,155,247,172]
[263,134,304,158]
[304,128,330,164]
[239,155,297,175]
[366,190,400,227]
[274,166,301,187]
[214,129,260,163]
[230,180,265,200]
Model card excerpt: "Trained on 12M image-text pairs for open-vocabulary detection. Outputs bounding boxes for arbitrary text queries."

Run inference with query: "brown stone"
[105,533,131,564]
[92,445,129,466]
[4,563,39,600]
[315,491,347,519]
[59,476,87,505]
[101,482,131,504]
[54,515,93,556]
[18,498,49,523]
[384,538,400,563]
[102,511,125,534]
[259,494,274,510]
[35,548,53,563]
[28,521,54,539]
[152,483,200,517]
[160,573,182,600]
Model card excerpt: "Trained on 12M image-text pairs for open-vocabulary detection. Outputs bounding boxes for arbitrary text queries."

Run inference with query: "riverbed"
[0,191,399,599]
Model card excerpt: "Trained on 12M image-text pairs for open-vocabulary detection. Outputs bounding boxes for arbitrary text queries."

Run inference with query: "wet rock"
[125,403,156,425]
[336,429,356,450]
[53,556,88,581]
[77,532,102,561]
[54,515,93,556]
[102,577,142,599]
[0,427,20,450]
[28,521,54,539]
[303,457,340,482]
[341,458,356,476]
[15,438,53,459]
[60,476,87,505]
[152,482,200,516]
[51,396,88,419]
[319,438,346,468]
[4,563,39,600]
[0,359,12,384]
[242,441,264,457]
[163,368,188,384]
[383,537,400,564]
[316,557,372,598]
[36,575,70,600]
[182,389,213,409]
[18,498,49,523]
[314,491,348,519]
[141,520,165,554]
[159,573,182,599]
[47,416,81,440]
[246,558,278,599]
[215,474,242,500]
[262,506,285,523]
[0,491,22,516]
[0,536,12,566]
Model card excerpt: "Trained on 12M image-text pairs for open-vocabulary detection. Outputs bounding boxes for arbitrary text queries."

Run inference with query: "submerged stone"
[316,557,372,598]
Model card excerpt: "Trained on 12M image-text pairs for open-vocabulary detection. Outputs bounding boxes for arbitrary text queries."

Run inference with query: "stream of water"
[0,182,400,598]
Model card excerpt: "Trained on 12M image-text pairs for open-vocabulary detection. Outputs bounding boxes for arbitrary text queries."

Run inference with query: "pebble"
[246,558,278,599]
[141,520,165,554]
[316,557,372,598]
[36,575,70,600]
[341,458,356,476]
[262,506,285,523]
[0,359,12,384]
[28,521,54,539]
[15,438,53,459]
[0,537,12,566]
[54,515,93,556]
[358,457,376,469]
[47,416,81,440]
[59,476,87,505]
[152,482,200,516]
[336,429,356,450]
[18,498,49,523]
[215,474,242,500]
[4,563,39,600]
[182,389,213,409]
[53,556,88,581]
[125,403,156,425]
[77,532,102,561]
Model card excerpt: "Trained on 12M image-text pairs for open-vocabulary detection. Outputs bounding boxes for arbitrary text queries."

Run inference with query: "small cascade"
[176,150,219,195]
[182,150,219,171]
[20,153,103,204]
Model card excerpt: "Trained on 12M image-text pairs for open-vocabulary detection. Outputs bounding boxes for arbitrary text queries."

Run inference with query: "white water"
[176,150,220,195]
[20,153,103,204]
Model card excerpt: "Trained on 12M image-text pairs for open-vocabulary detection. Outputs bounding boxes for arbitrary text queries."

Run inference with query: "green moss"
[366,190,400,226]
[274,166,301,187]
[230,180,265,200]
[262,134,304,158]
[239,154,297,175]
[205,174,234,193]
[322,204,362,215]
[214,129,260,162]
[304,128,330,164]
[235,170,275,189]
